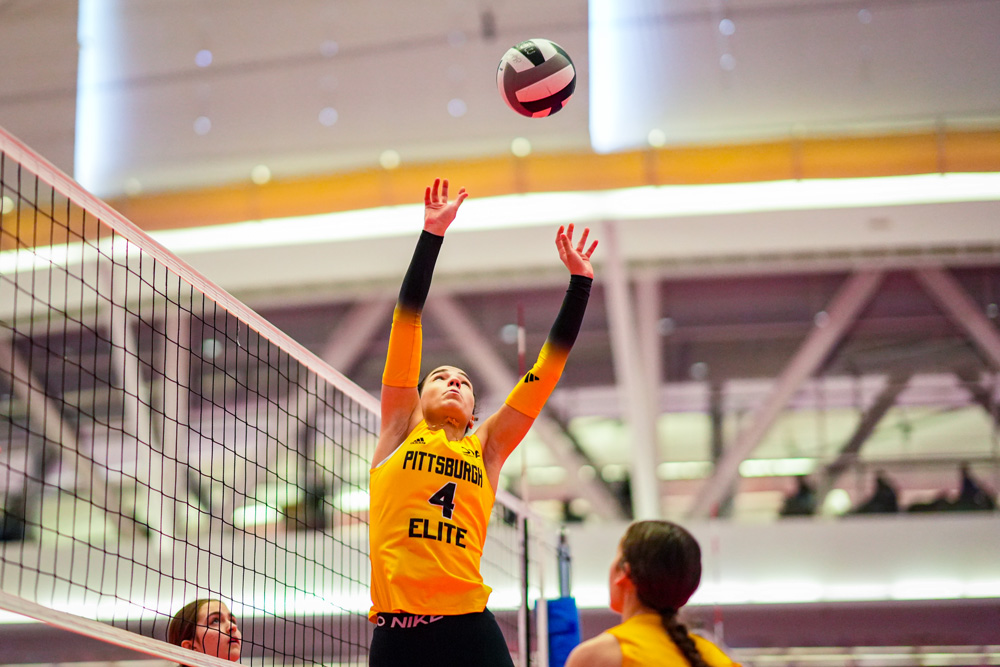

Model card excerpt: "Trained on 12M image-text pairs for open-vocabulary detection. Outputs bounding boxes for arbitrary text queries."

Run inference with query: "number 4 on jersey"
[428,482,457,519]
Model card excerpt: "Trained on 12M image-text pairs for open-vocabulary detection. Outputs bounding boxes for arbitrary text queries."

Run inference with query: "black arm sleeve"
[547,275,593,348]
[397,230,443,311]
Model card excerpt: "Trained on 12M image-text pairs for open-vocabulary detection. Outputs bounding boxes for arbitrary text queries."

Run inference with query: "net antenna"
[0,125,547,666]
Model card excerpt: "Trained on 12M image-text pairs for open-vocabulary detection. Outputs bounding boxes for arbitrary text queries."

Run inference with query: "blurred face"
[182,601,241,662]
[420,366,476,429]
[608,545,629,614]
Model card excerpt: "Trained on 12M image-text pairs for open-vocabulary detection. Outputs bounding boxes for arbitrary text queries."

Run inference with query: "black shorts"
[370,609,515,667]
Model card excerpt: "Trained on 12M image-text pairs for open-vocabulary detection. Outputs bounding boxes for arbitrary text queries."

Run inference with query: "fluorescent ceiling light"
[5,576,996,625]
[3,174,999,273]
[588,0,631,153]
[144,173,1000,255]
[739,457,817,477]
[75,0,124,195]
[0,590,374,625]
[233,503,281,529]
[575,577,1000,608]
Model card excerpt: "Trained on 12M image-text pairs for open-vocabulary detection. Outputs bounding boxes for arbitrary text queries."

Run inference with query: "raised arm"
[478,224,597,487]
[373,178,467,467]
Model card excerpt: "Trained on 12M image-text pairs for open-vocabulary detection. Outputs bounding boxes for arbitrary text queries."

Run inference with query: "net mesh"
[0,127,547,666]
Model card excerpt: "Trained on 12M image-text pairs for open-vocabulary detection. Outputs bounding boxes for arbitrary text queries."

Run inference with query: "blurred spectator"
[907,463,997,513]
[779,476,817,517]
[906,492,952,513]
[0,495,26,542]
[613,474,634,520]
[853,470,899,514]
[561,498,586,524]
[953,463,996,511]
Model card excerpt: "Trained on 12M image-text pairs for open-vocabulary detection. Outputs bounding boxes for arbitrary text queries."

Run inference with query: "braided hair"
[619,521,708,667]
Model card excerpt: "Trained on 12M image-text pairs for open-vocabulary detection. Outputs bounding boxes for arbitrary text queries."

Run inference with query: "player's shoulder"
[691,633,742,666]
[565,632,622,667]
[462,428,483,449]
[372,418,426,470]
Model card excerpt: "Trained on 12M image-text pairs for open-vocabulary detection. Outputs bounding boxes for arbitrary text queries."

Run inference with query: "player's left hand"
[556,224,598,278]
[423,178,468,236]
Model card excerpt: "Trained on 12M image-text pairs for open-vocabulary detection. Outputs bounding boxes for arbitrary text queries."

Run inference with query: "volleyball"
[496,38,576,118]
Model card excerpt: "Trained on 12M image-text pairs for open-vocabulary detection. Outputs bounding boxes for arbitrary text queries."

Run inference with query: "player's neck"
[424,415,466,441]
[619,593,658,622]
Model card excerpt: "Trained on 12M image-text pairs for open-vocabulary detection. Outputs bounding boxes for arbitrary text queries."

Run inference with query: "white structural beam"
[102,265,182,550]
[155,307,192,466]
[955,368,1000,426]
[688,270,885,518]
[264,298,394,504]
[602,221,661,520]
[426,294,626,519]
[634,275,663,409]
[817,374,912,501]
[635,275,666,506]
[151,305,210,536]
[320,298,395,371]
[0,337,112,507]
[914,266,1000,370]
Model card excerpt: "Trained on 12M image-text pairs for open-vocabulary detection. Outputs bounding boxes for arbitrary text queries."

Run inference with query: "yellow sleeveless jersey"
[369,421,495,620]
[607,613,740,667]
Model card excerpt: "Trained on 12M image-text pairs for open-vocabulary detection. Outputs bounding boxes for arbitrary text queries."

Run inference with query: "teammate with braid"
[566,521,740,667]
[369,178,598,666]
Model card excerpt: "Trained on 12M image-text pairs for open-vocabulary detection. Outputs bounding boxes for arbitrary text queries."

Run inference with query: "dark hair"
[167,598,215,649]
[417,367,479,419]
[620,521,707,667]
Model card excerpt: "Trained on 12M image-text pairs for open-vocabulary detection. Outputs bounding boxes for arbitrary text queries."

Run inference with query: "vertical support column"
[635,274,663,423]
[519,515,530,667]
[155,303,202,536]
[602,221,660,520]
[708,381,733,517]
[635,273,664,506]
[101,261,178,551]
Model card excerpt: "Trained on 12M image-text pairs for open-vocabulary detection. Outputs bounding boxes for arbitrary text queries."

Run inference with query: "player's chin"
[440,392,464,405]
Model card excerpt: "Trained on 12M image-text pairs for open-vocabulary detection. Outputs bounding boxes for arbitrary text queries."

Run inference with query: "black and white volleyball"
[496,38,576,118]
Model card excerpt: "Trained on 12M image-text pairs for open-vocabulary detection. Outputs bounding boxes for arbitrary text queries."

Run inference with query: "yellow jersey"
[607,613,740,667]
[369,421,494,620]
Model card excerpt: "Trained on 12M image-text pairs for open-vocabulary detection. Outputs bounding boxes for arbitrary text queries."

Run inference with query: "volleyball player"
[167,599,242,664]
[565,521,740,667]
[368,178,597,666]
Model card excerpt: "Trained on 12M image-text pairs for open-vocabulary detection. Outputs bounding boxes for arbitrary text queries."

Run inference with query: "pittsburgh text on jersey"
[401,450,484,487]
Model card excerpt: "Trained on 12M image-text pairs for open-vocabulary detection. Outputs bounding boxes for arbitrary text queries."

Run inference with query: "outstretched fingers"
[556,225,596,258]
[555,225,568,252]
[426,178,464,207]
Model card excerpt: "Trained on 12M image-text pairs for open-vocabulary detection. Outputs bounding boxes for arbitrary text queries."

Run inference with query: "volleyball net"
[0,126,556,667]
